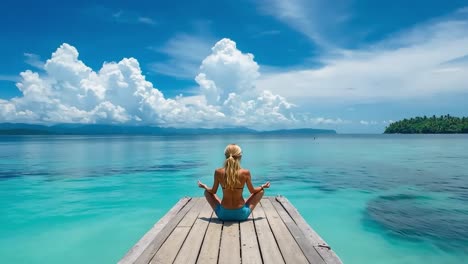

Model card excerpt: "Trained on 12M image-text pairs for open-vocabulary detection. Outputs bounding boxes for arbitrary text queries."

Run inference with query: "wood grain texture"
[150,226,190,264]
[173,201,213,264]
[268,197,325,264]
[240,214,262,264]
[196,217,222,264]
[118,196,342,264]
[118,197,192,264]
[253,202,285,264]
[261,199,309,264]
[219,221,241,264]
[275,196,343,264]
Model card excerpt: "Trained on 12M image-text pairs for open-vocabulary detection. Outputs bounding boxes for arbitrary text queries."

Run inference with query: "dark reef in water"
[364,193,468,252]
[0,160,205,181]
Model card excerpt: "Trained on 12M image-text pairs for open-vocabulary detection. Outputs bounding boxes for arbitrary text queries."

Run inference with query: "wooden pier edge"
[274,195,343,264]
[118,197,192,264]
[118,195,343,264]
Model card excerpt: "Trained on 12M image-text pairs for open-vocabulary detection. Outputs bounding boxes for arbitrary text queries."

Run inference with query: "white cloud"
[0,75,19,82]
[360,120,377,125]
[149,34,214,79]
[256,0,351,47]
[85,6,156,26]
[24,53,44,69]
[311,117,347,125]
[112,10,156,26]
[0,40,337,130]
[196,38,261,104]
[256,18,468,103]
[0,43,224,126]
[195,38,305,129]
[137,17,156,25]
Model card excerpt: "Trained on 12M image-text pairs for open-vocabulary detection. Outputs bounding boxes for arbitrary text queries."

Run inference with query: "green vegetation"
[384,115,468,134]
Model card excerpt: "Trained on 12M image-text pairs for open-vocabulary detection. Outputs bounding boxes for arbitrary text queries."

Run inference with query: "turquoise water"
[0,135,467,263]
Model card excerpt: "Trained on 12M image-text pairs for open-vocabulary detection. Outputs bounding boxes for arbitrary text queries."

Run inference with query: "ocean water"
[0,134,467,264]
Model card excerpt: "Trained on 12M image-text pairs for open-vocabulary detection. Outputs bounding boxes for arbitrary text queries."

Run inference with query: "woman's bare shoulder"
[239,168,251,176]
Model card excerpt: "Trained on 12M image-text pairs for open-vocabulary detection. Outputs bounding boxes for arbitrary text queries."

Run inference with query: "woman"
[197,144,270,221]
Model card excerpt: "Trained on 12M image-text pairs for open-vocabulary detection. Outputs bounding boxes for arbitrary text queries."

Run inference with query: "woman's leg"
[204,190,221,211]
[245,190,265,211]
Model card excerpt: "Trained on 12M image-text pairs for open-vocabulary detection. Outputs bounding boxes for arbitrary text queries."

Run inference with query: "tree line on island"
[385,115,468,134]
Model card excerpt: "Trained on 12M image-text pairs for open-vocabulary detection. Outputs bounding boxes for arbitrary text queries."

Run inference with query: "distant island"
[0,123,336,136]
[384,115,468,134]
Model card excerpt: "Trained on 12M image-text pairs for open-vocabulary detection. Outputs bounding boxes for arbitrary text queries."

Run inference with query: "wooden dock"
[119,196,342,264]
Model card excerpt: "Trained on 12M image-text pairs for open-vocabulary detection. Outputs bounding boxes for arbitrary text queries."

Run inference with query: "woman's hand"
[197,180,208,190]
[261,181,271,189]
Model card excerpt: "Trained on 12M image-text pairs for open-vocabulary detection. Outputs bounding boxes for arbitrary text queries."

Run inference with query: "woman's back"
[216,168,248,209]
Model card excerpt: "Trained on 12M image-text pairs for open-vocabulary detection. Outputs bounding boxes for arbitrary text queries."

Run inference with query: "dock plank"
[261,199,309,264]
[150,198,206,263]
[118,197,193,264]
[240,214,262,264]
[150,226,190,264]
[253,202,285,264]
[219,221,241,264]
[275,196,343,264]
[119,196,342,264]
[178,198,205,227]
[173,201,213,264]
[196,217,222,264]
[268,197,326,264]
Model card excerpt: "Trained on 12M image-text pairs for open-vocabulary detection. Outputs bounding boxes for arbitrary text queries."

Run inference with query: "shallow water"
[0,134,467,263]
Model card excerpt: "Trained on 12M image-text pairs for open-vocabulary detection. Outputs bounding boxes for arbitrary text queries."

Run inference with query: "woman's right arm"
[198,170,220,194]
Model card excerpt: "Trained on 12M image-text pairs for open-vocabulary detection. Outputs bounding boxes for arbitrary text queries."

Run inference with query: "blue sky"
[1,0,468,132]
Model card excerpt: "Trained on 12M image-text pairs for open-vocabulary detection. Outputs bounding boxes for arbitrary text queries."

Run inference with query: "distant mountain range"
[0,123,336,135]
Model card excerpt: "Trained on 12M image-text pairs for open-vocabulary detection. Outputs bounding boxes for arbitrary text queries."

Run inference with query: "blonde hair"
[223,144,242,190]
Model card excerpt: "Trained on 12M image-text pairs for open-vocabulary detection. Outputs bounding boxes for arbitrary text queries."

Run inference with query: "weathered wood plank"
[261,199,309,264]
[219,221,241,264]
[150,226,190,264]
[178,198,205,227]
[120,196,342,264]
[268,197,326,264]
[173,201,213,264]
[196,217,222,264]
[150,198,206,264]
[118,197,192,264]
[275,196,343,264]
[253,202,285,264]
[132,197,199,264]
[240,214,262,264]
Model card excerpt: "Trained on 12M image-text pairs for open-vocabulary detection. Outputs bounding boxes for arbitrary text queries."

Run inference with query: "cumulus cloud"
[0,43,224,127]
[195,38,302,128]
[0,39,329,129]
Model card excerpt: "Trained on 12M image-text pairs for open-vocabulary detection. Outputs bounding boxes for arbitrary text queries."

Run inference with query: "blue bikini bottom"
[215,204,251,221]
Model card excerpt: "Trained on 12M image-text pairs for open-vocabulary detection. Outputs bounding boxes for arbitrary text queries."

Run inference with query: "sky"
[1,0,468,133]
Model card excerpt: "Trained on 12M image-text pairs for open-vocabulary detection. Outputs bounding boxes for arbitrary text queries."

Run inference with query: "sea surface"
[0,134,467,264]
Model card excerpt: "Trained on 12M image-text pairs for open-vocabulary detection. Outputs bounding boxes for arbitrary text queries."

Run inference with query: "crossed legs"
[245,189,264,211]
[204,191,221,211]
[204,189,265,212]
